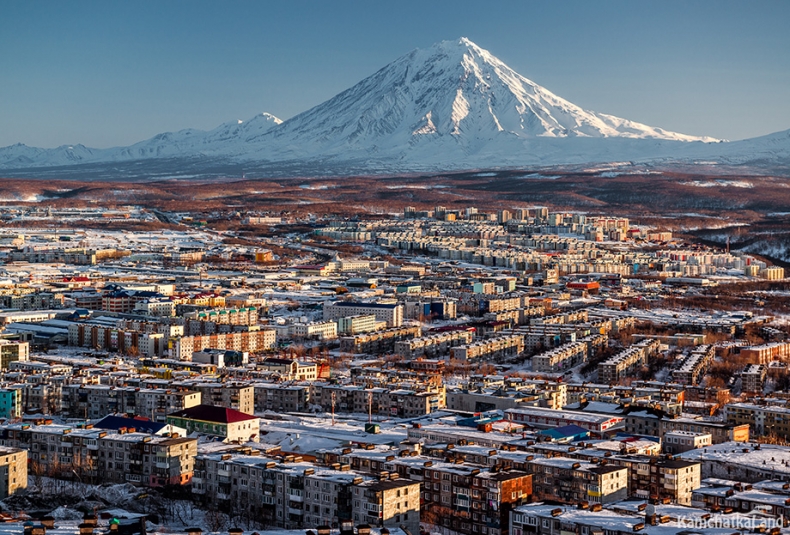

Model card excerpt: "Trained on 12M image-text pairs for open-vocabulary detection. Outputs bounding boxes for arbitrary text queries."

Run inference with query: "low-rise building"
[167,405,261,443]
[526,456,628,504]
[506,407,622,438]
[663,430,712,454]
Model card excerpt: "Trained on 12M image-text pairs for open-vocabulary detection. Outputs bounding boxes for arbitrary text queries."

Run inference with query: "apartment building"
[741,364,767,394]
[0,389,22,420]
[677,442,790,482]
[511,503,688,535]
[394,330,474,359]
[170,328,276,361]
[291,320,339,341]
[96,431,197,487]
[12,424,196,487]
[406,423,521,449]
[0,310,66,325]
[339,326,421,354]
[309,383,443,418]
[352,477,421,534]
[692,481,790,517]
[660,416,749,444]
[671,345,714,385]
[531,341,588,373]
[253,384,310,413]
[338,450,531,535]
[17,382,62,416]
[725,402,790,439]
[60,385,201,422]
[337,314,379,335]
[0,446,26,498]
[192,454,416,530]
[0,291,64,311]
[598,339,660,384]
[738,341,790,364]
[324,302,404,328]
[421,464,532,535]
[134,298,175,317]
[190,383,255,414]
[191,349,248,368]
[68,323,168,357]
[0,341,29,370]
[662,430,712,454]
[607,456,701,505]
[259,358,318,381]
[186,307,259,326]
[520,326,581,353]
[402,298,458,321]
[526,457,628,504]
[450,334,524,361]
[446,381,566,412]
[760,266,785,280]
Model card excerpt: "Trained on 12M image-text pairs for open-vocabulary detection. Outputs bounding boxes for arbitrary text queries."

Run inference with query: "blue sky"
[2,0,789,148]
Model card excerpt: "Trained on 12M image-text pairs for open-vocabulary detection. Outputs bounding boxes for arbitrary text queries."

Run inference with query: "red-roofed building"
[566,280,600,292]
[166,404,260,443]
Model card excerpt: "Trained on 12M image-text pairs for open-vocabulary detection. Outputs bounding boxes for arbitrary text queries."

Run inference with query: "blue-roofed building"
[538,424,590,443]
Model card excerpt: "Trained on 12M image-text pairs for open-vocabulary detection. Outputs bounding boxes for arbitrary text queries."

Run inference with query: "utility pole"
[368,391,373,424]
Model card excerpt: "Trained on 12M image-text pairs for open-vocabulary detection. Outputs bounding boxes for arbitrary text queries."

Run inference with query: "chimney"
[78,524,94,535]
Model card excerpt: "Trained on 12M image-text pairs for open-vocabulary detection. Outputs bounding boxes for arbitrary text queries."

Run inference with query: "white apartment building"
[323,302,404,328]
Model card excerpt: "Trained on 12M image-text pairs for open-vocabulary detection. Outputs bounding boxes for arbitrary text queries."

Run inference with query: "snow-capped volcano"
[2,37,788,178]
[267,37,718,152]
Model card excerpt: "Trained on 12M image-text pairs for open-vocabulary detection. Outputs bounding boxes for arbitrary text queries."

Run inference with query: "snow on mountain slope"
[701,128,790,163]
[256,38,718,163]
[0,112,282,168]
[1,37,788,176]
[115,112,283,160]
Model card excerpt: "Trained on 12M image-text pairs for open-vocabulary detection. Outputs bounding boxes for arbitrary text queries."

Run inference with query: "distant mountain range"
[2,38,789,179]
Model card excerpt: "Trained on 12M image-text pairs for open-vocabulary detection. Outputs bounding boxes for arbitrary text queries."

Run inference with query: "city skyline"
[2,0,789,148]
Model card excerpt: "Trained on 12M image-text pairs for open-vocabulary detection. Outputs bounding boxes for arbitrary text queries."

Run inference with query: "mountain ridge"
[1,37,788,177]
